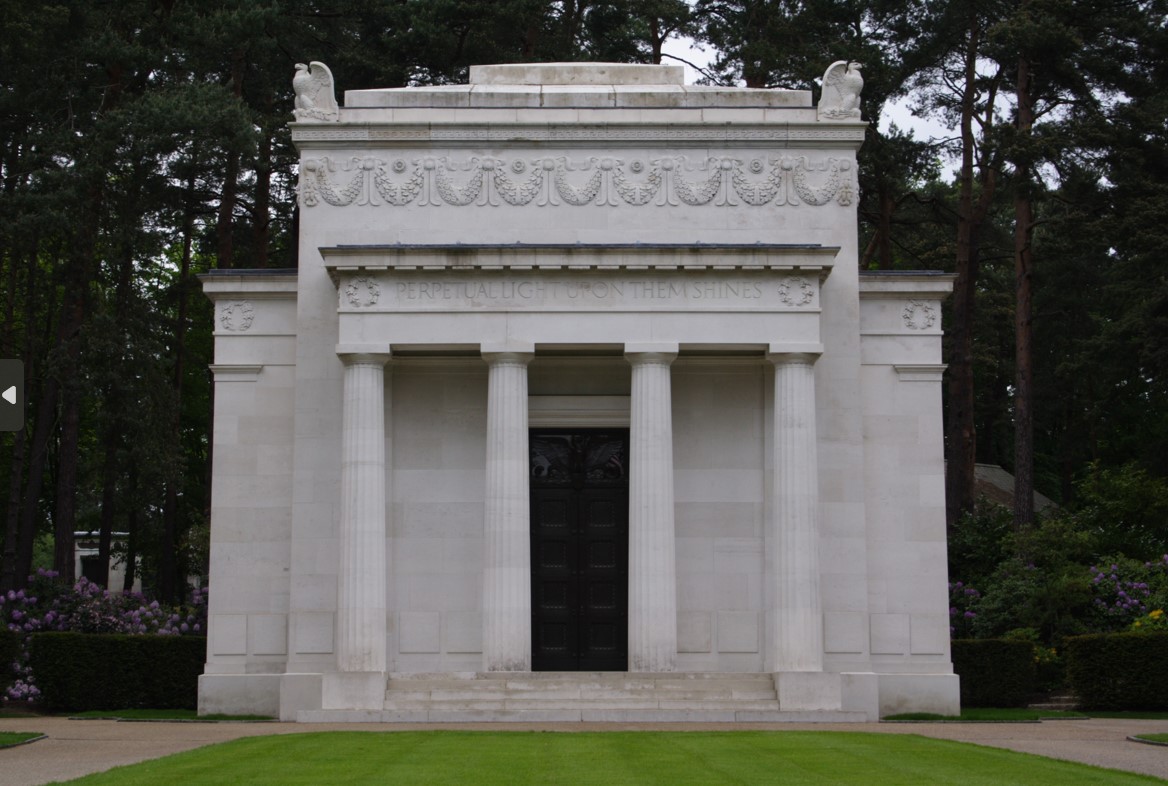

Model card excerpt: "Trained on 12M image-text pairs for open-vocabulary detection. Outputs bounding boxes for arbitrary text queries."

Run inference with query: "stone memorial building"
[199,62,959,721]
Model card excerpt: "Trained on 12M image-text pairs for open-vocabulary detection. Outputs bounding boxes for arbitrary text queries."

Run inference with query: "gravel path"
[2,716,1166,784]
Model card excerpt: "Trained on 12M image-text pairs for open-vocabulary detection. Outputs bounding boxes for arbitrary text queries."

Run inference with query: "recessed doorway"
[529,428,629,671]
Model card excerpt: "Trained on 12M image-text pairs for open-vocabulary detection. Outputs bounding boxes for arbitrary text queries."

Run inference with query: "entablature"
[321,243,838,275]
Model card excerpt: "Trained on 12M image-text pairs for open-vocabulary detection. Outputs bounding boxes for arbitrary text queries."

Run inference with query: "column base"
[838,672,961,719]
[198,674,281,718]
[279,673,324,721]
[775,671,842,711]
[775,671,960,719]
[322,671,386,711]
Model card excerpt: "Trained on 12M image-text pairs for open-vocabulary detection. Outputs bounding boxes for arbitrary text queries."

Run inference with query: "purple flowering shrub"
[948,581,981,637]
[1087,555,1168,628]
[0,569,207,705]
[948,554,1168,645]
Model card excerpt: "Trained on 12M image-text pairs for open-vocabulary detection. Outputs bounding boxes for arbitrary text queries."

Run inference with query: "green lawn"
[0,731,42,747]
[1133,733,1168,744]
[57,731,1165,785]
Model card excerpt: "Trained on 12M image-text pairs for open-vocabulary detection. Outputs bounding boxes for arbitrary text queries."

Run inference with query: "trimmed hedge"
[0,629,18,690]
[1065,632,1168,710]
[951,639,1035,707]
[28,633,205,712]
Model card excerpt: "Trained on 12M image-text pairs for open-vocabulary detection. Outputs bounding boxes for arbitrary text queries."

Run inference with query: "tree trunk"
[945,18,998,528]
[158,180,197,603]
[94,249,136,588]
[53,373,81,581]
[877,186,895,269]
[122,466,139,593]
[216,50,245,270]
[51,173,105,584]
[253,123,272,268]
[95,428,118,588]
[1,246,31,592]
[1,427,27,593]
[14,283,60,590]
[1012,53,1036,529]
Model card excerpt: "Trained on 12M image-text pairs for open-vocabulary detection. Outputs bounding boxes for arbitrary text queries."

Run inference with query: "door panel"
[530,429,628,671]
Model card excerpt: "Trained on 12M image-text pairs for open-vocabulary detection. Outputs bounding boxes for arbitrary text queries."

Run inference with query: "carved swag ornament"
[298,155,856,210]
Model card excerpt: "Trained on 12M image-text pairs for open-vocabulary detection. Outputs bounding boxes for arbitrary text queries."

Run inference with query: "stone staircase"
[299,672,868,722]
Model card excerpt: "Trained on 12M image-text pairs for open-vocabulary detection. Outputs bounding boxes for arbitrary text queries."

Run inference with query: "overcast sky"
[659,36,958,172]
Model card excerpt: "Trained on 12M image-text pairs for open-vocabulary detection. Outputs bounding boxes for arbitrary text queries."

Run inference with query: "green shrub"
[952,639,1036,707]
[1065,632,1168,710]
[28,633,205,712]
[0,629,18,690]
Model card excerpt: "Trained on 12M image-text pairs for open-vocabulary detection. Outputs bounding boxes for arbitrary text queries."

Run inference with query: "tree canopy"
[2,0,1166,597]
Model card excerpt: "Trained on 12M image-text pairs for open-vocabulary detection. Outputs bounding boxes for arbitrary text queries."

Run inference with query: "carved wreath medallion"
[218,301,255,332]
[345,277,380,308]
[902,300,937,330]
[778,278,815,307]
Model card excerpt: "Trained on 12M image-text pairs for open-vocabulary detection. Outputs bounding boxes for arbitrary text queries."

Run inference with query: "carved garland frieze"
[298,155,855,209]
[218,301,255,332]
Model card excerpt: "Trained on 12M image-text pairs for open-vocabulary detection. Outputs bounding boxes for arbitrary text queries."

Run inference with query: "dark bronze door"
[530,429,629,671]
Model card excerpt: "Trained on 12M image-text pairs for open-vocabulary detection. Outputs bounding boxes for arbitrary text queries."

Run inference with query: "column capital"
[482,351,534,366]
[481,341,535,367]
[625,342,679,365]
[767,343,823,367]
[336,344,392,366]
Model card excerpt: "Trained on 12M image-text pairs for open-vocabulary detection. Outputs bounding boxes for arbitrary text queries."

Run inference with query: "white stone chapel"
[199,62,959,721]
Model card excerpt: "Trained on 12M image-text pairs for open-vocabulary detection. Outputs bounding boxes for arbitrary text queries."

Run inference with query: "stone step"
[298,708,870,724]
[387,671,777,683]
[382,672,784,715]
[387,687,777,702]
[386,680,777,691]
[384,699,784,712]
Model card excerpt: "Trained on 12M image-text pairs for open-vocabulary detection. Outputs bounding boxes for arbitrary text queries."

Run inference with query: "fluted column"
[768,349,823,672]
[626,345,678,672]
[482,348,534,672]
[337,348,391,674]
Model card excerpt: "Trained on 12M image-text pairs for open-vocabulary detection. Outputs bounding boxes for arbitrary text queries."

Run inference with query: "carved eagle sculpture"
[818,61,863,121]
[292,61,339,122]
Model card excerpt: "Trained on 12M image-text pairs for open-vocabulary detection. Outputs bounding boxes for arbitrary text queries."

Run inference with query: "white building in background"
[73,531,140,593]
[199,62,959,721]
